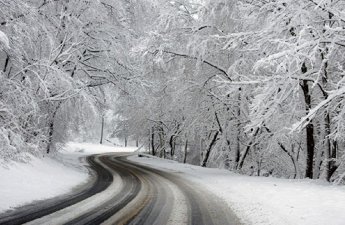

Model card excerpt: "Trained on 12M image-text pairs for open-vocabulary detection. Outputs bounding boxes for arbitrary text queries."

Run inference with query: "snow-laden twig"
[290,85,345,133]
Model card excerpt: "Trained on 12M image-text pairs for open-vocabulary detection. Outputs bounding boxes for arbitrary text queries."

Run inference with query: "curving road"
[0,153,241,225]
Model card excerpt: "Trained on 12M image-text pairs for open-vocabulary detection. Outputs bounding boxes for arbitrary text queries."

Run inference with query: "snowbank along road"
[0,153,241,225]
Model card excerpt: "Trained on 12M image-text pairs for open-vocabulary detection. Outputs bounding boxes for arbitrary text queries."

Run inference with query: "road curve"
[0,153,241,225]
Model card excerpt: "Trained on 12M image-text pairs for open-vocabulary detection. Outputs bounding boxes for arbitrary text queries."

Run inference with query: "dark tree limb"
[162,50,232,81]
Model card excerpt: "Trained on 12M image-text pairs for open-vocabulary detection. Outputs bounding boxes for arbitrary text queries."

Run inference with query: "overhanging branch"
[162,50,232,81]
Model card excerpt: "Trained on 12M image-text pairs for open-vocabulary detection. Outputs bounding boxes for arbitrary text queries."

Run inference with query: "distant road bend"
[0,153,241,225]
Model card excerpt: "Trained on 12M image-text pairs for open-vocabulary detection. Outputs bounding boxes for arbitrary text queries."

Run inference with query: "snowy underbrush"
[0,128,41,165]
[129,154,345,225]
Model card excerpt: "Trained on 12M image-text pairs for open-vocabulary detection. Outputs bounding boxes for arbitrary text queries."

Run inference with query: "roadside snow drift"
[0,155,88,213]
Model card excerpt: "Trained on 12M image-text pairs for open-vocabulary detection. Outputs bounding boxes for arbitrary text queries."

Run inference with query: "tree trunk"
[3,53,9,73]
[300,64,315,179]
[201,131,219,167]
[151,127,155,155]
[257,157,262,176]
[183,138,188,164]
[237,127,260,170]
[279,143,298,179]
[46,102,62,154]
[320,49,339,181]
[324,112,331,180]
[234,87,242,169]
[324,132,339,181]
[100,116,104,144]
[169,135,175,157]
[148,129,151,153]
[46,120,55,154]
[159,129,165,159]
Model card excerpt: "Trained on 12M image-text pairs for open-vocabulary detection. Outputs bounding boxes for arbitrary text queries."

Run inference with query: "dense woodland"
[1,0,345,182]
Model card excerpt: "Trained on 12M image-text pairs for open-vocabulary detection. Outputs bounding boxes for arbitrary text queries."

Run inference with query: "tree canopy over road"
[1,0,345,182]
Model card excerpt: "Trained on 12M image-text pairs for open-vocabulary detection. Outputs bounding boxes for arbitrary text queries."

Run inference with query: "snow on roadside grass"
[0,155,88,213]
[129,154,345,225]
[0,142,137,213]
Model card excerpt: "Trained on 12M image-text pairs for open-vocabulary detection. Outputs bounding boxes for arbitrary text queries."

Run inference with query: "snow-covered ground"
[129,154,345,225]
[64,142,137,155]
[0,142,137,213]
[0,155,88,213]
